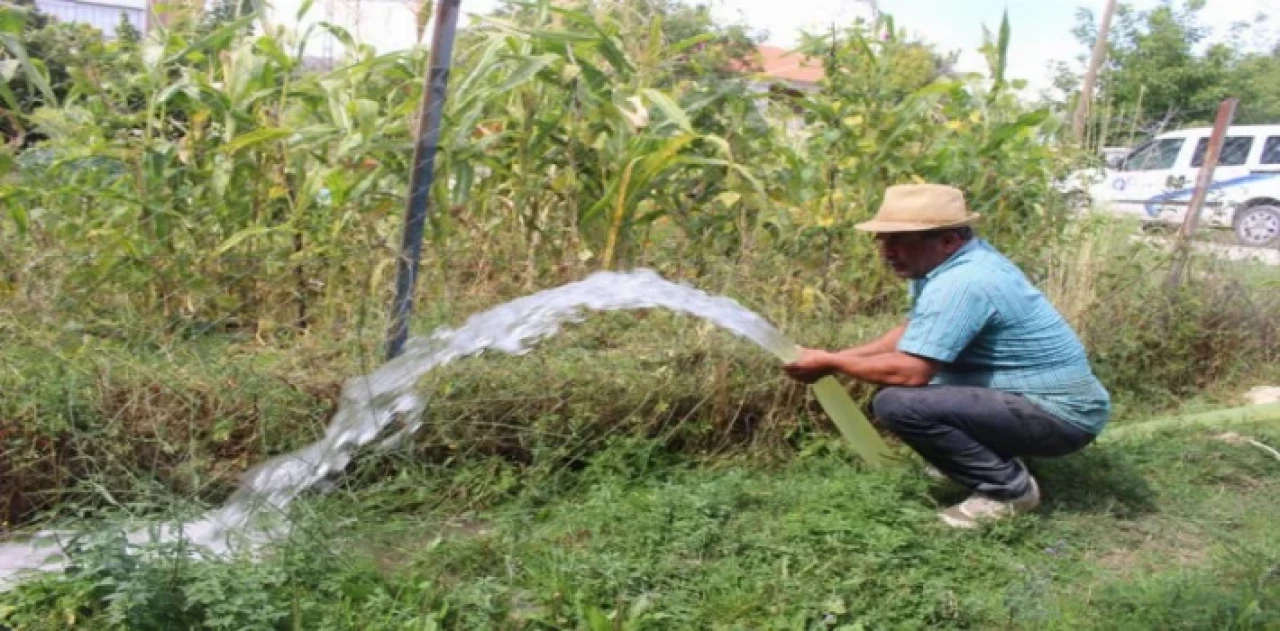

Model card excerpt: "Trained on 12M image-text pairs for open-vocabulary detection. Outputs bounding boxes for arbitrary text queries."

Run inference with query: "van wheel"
[1233,204,1280,247]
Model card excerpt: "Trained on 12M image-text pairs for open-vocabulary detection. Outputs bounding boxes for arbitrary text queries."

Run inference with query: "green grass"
[2,212,1278,628]
[6,422,1278,629]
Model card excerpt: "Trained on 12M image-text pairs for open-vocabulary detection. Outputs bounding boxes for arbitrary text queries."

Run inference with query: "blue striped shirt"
[898,239,1111,434]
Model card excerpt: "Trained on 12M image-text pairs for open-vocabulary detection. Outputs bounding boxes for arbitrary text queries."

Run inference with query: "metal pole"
[386,0,463,360]
[1168,97,1237,289]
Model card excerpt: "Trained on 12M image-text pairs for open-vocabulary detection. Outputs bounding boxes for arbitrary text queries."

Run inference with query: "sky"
[709,0,1274,92]
[269,0,1277,95]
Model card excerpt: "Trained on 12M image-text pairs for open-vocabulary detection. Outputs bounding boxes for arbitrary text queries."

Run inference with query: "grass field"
[4,414,1278,629]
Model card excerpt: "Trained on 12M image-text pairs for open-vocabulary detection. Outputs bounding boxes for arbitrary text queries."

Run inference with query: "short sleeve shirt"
[897,239,1111,434]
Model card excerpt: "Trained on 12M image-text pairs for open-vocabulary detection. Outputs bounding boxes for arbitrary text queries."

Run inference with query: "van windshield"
[1122,138,1184,171]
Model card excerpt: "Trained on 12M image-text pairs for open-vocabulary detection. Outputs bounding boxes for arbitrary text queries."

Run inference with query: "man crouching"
[783,184,1110,529]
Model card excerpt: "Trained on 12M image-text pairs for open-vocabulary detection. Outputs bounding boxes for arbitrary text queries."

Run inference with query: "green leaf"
[496,54,559,92]
[594,34,635,75]
[642,89,692,133]
[154,79,194,106]
[451,162,474,207]
[164,16,257,64]
[254,36,293,69]
[680,158,766,197]
[0,6,26,34]
[216,226,282,254]
[0,78,20,111]
[670,33,716,54]
[319,22,356,49]
[527,29,597,43]
[984,109,1051,150]
[450,106,488,150]
[453,38,503,99]
[0,33,54,104]
[5,200,26,235]
[994,9,1010,91]
[220,128,293,155]
[646,13,663,64]
[353,98,379,139]
[700,134,733,159]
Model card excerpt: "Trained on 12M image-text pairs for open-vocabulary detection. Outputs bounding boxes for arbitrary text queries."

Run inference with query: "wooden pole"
[1073,0,1118,143]
[1167,97,1238,288]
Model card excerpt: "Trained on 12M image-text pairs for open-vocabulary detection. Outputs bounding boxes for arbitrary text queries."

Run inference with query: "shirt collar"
[922,237,981,282]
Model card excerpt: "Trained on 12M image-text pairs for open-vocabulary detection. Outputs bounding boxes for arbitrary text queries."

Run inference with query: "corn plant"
[434,0,761,283]
[3,1,1081,336]
[7,9,426,333]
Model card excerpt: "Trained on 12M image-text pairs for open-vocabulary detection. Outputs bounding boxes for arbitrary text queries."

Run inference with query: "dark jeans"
[871,386,1096,500]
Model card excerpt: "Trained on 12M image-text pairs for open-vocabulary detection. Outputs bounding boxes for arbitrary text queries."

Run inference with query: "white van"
[1075,124,1280,247]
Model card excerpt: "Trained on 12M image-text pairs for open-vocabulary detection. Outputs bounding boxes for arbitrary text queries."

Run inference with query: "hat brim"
[853,214,981,233]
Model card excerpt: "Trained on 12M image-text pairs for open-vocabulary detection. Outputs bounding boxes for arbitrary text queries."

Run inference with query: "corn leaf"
[220,128,294,155]
[642,89,692,133]
[496,54,559,93]
[216,226,283,254]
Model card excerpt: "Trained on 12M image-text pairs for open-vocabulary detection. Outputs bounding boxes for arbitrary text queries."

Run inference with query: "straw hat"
[854,184,980,233]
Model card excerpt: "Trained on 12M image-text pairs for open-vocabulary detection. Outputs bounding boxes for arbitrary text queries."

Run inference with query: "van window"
[1191,136,1253,167]
[1123,138,1184,171]
[1262,136,1280,165]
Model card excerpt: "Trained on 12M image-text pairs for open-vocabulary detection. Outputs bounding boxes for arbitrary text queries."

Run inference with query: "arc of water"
[0,269,892,590]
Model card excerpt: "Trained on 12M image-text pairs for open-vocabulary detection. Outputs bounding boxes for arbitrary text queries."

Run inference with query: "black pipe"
[386,0,463,360]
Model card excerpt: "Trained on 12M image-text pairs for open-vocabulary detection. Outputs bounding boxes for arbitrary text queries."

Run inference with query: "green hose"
[776,345,896,468]
[1100,402,1280,442]
[811,376,897,467]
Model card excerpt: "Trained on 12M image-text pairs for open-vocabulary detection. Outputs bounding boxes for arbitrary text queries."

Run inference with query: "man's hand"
[782,348,835,384]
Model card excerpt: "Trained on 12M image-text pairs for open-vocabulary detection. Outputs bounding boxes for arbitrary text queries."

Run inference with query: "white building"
[34,0,148,35]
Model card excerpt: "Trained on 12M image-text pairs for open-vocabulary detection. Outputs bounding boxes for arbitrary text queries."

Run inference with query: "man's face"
[874,231,964,279]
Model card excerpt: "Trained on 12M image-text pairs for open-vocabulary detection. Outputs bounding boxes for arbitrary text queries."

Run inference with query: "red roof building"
[734,44,825,91]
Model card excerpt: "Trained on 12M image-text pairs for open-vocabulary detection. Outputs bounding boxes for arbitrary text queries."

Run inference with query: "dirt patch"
[1093,519,1212,577]
[1245,386,1280,405]
[357,517,496,576]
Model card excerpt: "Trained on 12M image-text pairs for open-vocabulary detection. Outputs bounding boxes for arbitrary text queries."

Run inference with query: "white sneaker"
[939,476,1040,529]
[922,464,947,482]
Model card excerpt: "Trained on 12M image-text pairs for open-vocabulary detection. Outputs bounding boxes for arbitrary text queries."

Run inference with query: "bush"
[1040,218,1280,414]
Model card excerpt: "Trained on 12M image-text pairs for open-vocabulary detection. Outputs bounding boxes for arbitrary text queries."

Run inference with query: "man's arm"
[831,322,907,359]
[784,276,994,387]
[782,322,938,386]
[821,349,938,386]
[783,347,938,386]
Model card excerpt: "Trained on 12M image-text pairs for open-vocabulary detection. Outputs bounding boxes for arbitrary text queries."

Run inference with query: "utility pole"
[1167,97,1237,289]
[1073,0,1118,143]
[385,0,463,360]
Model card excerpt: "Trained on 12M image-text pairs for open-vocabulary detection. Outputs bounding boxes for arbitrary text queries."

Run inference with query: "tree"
[2,1,60,145]
[1,1,152,147]
[198,0,257,35]
[1054,0,1280,146]
[1223,36,1280,125]
[115,11,142,45]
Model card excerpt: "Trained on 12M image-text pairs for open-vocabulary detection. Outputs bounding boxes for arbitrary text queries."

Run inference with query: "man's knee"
[871,387,921,430]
